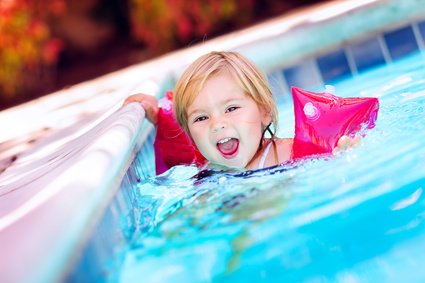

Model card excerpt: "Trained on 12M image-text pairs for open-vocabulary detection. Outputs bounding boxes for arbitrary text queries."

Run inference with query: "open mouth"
[217,137,239,158]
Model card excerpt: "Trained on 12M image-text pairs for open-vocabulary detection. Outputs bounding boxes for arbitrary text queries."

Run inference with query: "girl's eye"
[194,116,208,123]
[226,106,239,113]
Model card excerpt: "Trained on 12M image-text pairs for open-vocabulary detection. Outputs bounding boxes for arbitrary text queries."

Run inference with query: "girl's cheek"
[195,127,210,146]
[189,126,202,141]
[191,123,205,134]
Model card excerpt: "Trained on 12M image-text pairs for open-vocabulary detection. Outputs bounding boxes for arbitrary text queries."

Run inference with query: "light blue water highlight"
[112,51,425,283]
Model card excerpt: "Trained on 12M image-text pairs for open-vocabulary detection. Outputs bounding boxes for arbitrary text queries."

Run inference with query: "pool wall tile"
[416,20,425,48]
[275,22,425,93]
[384,26,419,60]
[419,20,425,38]
[317,49,352,83]
[283,59,322,90]
[348,38,386,72]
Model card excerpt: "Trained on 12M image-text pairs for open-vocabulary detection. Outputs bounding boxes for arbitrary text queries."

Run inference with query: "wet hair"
[173,51,278,135]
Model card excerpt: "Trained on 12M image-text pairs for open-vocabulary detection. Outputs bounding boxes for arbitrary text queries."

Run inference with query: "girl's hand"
[124,93,159,125]
[333,135,361,154]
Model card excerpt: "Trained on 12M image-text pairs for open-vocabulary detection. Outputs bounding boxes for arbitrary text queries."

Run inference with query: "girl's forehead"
[188,91,258,116]
[184,69,252,111]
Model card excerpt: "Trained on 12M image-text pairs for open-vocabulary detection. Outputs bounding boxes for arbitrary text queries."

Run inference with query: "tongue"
[217,138,238,156]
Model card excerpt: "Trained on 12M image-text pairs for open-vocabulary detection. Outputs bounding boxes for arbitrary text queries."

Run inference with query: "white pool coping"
[1,0,425,282]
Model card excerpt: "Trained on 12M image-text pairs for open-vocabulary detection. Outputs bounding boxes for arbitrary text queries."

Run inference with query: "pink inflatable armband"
[291,86,379,159]
[154,91,206,174]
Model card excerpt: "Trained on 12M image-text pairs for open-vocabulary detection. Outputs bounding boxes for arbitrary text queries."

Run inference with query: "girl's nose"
[211,117,227,133]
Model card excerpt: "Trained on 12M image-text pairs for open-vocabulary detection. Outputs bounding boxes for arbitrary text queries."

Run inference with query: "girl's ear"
[261,108,273,127]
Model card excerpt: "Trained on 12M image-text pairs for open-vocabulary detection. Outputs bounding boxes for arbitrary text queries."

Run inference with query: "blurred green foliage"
[128,0,254,52]
[0,0,64,100]
[0,0,312,107]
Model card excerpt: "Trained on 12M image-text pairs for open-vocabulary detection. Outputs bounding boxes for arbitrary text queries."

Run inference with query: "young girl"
[124,51,355,171]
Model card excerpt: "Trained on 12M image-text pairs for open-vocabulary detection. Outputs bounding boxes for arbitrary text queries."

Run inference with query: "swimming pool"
[2,1,425,283]
[68,9,425,283]
[88,49,425,283]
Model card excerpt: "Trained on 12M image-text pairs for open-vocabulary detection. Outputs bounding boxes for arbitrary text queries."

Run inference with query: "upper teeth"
[218,138,231,144]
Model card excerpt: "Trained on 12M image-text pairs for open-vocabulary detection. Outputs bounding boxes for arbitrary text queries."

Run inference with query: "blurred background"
[0,0,323,110]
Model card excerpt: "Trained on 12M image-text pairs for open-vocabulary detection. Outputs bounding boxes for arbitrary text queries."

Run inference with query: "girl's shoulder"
[271,137,293,150]
[258,137,293,168]
[274,137,293,145]
[273,137,294,163]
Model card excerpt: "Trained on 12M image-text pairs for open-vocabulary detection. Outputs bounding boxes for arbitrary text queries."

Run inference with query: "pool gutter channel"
[1,0,425,282]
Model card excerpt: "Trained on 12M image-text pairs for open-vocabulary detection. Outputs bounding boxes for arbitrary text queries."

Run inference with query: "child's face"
[186,71,270,169]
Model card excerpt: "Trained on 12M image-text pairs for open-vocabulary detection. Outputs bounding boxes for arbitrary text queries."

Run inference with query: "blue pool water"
[110,51,425,282]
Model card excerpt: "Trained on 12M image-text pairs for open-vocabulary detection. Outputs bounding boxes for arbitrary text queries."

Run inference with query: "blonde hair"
[174,51,278,135]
